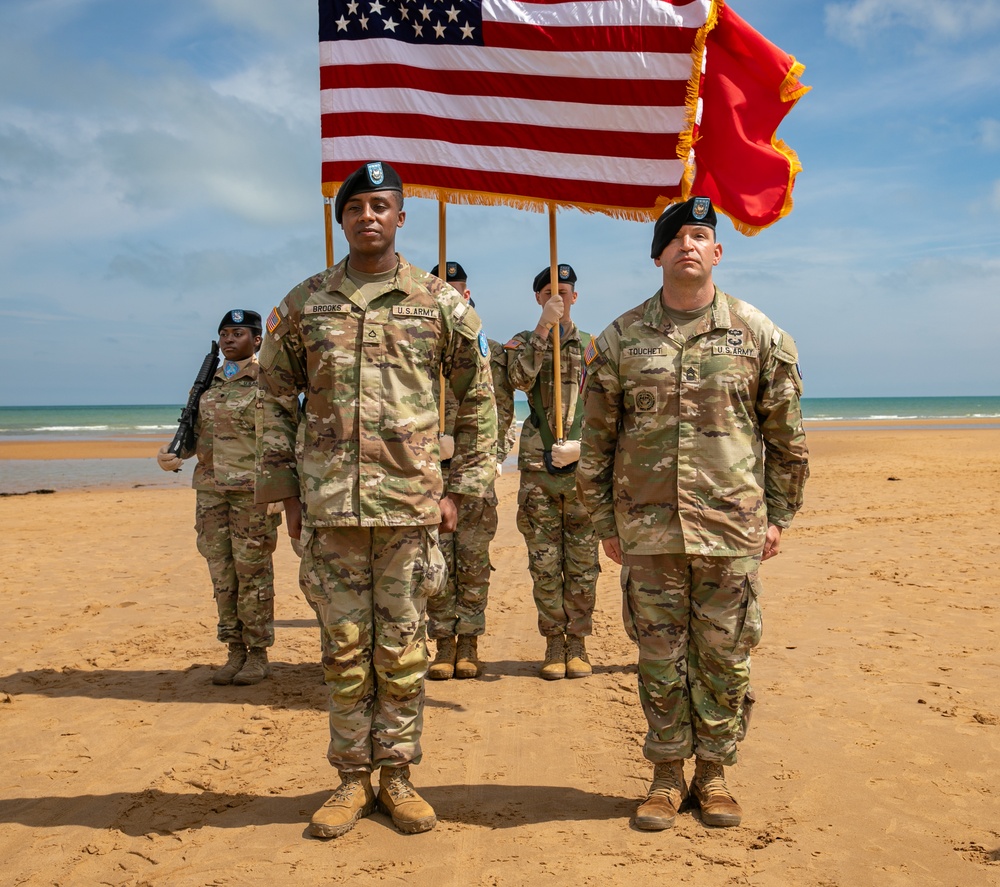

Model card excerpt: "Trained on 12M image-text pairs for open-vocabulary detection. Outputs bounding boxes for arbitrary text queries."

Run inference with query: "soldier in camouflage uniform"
[577,197,809,830]
[255,162,497,839]
[157,309,280,686]
[507,263,600,681]
[426,261,516,680]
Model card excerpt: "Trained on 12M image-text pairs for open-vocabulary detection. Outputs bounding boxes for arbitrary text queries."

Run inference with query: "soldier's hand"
[439,492,461,533]
[762,524,783,561]
[495,460,503,477]
[601,536,623,565]
[549,440,580,468]
[439,433,455,461]
[266,500,285,515]
[156,445,183,472]
[538,292,564,329]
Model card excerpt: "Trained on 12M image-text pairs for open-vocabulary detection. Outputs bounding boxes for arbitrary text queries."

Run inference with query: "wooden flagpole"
[438,200,448,434]
[548,204,563,442]
[324,198,334,267]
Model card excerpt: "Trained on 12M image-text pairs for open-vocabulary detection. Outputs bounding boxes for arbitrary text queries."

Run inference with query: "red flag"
[694,4,810,233]
[319,0,808,232]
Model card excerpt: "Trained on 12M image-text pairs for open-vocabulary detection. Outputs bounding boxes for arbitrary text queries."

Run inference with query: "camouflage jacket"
[577,287,809,557]
[506,321,590,472]
[443,337,517,472]
[184,357,261,493]
[255,254,497,528]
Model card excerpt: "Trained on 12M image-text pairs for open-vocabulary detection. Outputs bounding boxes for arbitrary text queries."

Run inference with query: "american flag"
[319,0,808,230]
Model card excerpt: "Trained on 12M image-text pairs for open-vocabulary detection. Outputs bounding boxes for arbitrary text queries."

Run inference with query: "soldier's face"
[218,326,259,361]
[654,224,721,281]
[341,191,405,257]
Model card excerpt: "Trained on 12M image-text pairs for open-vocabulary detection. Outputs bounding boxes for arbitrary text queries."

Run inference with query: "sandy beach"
[1,425,999,886]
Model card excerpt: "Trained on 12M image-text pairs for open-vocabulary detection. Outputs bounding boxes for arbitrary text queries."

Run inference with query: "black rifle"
[166,341,219,464]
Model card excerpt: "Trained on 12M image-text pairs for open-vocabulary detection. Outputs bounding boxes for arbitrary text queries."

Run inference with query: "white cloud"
[825,0,1000,45]
[977,119,1000,151]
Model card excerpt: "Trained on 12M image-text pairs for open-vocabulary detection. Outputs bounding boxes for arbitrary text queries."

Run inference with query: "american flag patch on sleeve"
[583,338,599,365]
[266,306,283,334]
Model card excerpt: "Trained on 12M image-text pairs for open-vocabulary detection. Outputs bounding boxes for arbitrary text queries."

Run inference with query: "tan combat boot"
[233,647,271,685]
[634,760,688,830]
[427,636,457,680]
[377,766,437,834]
[309,771,375,838]
[565,635,592,679]
[690,758,743,827]
[540,634,566,680]
[212,643,247,685]
[454,635,481,679]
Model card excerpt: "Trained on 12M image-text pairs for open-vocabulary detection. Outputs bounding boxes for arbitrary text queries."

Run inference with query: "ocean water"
[1,398,997,493]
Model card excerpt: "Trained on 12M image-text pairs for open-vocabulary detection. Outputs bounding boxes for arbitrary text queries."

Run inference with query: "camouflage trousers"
[429,491,498,638]
[621,553,763,767]
[515,470,599,638]
[299,525,446,774]
[194,489,279,649]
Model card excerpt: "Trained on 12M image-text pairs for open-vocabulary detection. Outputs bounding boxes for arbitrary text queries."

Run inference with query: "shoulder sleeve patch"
[266,304,286,337]
[503,337,522,350]
[773,328,799,365]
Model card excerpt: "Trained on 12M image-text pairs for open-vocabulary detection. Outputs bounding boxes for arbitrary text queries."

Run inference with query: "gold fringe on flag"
[321,182,666,223]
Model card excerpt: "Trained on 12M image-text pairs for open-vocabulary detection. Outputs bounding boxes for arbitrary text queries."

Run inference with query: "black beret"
[650,196,717,259]
[218,309,262,333]
[532,263,577,293]
[334,160,403,224]
[430,261,468,283]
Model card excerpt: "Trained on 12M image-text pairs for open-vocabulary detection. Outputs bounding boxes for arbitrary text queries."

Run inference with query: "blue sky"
[1,0,998,405]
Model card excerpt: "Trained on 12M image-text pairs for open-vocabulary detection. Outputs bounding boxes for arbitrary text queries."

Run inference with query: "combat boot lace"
[427,636,457,680]
[454,635,481,679]
[309,772,375,838]
[233,647,271,685]
[635,760,688,830]
[565,635,592,679]
[377,766,437,834]
[212,643,247,685]
[691,759,743,827]
[540,633,566,681]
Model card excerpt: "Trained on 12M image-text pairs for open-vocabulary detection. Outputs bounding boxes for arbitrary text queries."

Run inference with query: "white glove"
[439,433,455,461]
[539,293,564,328]
[266,501,285,515]
[156,445,183,472]
[549,440,580,468]
[495,461,503,477]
